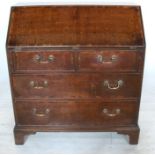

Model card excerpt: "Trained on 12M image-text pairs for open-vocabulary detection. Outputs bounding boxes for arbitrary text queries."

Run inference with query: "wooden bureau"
[6,5,145,145]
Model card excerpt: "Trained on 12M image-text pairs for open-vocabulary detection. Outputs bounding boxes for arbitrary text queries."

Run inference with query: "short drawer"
[13,51,74,72]
[12,73,142,100]
[15,101,138,126]
[15,101,139,126]
[78,51,139,72]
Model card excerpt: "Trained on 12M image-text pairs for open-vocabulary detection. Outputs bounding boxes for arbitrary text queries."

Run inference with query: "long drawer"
[12,73,142,99]
[15,100,139,126]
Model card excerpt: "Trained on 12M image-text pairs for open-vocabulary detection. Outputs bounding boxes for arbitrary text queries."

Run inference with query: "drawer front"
[91,74,142,99]
[12,74,93,99]
[13,51,74,71]
[78,51,138,72]
[15,101,138,126]
[12,74,142,99]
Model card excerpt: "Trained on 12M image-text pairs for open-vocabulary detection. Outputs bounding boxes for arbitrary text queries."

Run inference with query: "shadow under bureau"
[6,5,145,145]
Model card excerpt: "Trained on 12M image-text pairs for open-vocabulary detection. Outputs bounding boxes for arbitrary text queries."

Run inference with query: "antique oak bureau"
[6,6,145,145]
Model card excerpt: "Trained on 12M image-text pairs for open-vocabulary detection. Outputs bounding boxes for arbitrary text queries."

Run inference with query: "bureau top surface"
[7,5,145,49]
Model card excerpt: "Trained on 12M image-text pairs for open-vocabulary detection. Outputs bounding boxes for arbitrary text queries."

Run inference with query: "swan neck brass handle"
[104,80,123,90]
[30,80,48,89]
[32,108,50,117]
[102,108,120,117]
[33,55,55,64]
[96,55,104,63]
[96,55,118,63]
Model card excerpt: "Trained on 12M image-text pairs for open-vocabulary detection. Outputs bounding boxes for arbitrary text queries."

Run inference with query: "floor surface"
[0,74,155,154]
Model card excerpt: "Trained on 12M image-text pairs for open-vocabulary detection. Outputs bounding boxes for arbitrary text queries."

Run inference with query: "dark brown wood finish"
[7,6,145,48]
[13,51,74,72]
[12,73,142,99]
[6,6,145,145]
[9,50,143,73]
[78,51,141,72]
[15,101,139,126]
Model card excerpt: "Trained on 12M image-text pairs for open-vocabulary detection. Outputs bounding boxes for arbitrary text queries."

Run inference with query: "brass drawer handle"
[96,55,104,63]
[102,108,120,117]
[33,54,55,64]
[104,80,123,90]
[96,55,118,63]
[30,80,48,89]
[32,108,50,117]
